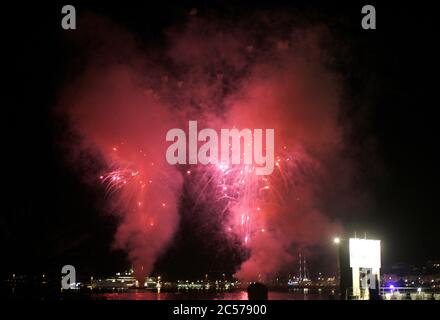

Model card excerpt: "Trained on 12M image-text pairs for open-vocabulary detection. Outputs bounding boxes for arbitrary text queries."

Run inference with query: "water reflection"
[94,290,330,300]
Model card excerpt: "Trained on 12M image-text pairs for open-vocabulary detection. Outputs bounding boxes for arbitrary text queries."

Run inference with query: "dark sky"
[3,1,439,279]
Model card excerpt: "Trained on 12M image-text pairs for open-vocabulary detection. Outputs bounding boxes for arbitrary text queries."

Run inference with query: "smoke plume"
[59,13,350,281]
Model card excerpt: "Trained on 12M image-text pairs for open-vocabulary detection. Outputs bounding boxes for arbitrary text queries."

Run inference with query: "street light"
[333,237,341,298]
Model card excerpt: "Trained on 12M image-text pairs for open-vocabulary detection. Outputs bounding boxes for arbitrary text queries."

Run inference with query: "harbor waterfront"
[4,268,440,300]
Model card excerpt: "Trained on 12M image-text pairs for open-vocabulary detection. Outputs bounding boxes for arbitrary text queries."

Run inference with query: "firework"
[63,15,345,281]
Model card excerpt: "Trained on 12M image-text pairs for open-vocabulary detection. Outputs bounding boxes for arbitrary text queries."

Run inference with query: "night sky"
[3,1,439,280]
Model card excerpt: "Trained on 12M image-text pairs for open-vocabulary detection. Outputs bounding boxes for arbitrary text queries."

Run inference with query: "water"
[2,283,336,300]
[92,290,334,300]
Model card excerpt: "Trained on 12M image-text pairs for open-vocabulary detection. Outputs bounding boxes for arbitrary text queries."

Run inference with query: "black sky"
[3,1,439,279]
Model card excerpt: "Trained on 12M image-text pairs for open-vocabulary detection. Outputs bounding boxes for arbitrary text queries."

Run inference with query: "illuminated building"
[337,237,381,300]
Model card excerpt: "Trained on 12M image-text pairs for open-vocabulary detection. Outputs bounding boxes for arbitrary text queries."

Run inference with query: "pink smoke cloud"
[59,13,351,282]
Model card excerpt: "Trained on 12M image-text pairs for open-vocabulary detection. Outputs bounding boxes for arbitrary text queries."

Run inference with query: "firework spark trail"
[187,146,302,251]
[100,169,140,195]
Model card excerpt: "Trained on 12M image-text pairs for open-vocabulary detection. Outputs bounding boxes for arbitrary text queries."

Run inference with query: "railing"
[342,287,440,300]
[380,287,440,300]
